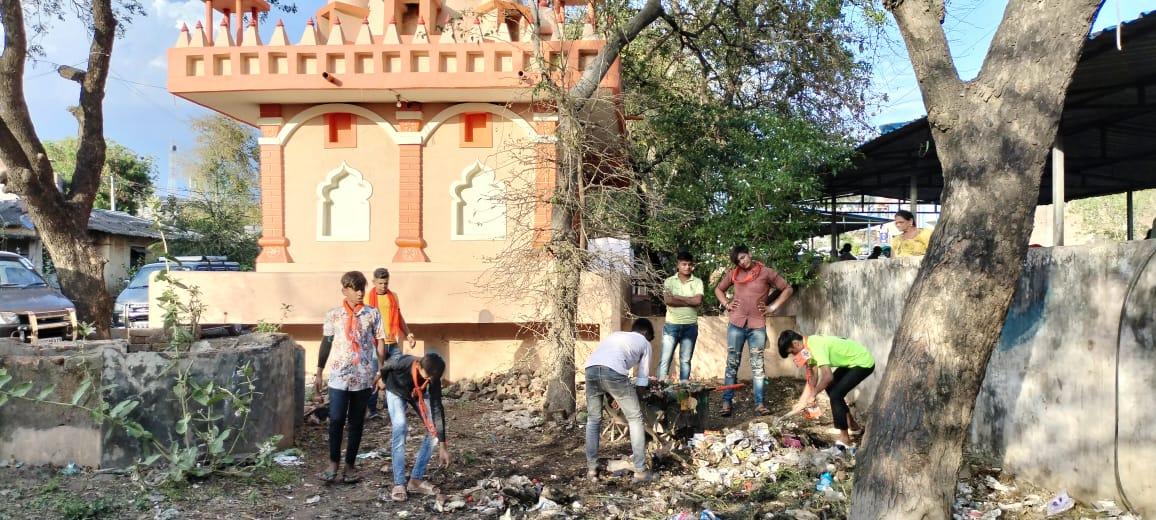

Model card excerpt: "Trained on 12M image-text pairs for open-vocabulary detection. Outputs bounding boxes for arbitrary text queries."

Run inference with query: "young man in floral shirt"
[313,271,386,484]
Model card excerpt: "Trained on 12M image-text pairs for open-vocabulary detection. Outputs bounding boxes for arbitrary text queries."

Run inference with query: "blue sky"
[11,0,1151,195]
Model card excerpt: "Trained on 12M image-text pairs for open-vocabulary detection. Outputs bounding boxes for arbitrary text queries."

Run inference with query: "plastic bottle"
[816,472,833,492]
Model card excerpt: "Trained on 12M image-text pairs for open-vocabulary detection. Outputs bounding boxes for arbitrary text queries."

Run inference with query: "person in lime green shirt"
[659,251,704,381]
[777,330,875,448]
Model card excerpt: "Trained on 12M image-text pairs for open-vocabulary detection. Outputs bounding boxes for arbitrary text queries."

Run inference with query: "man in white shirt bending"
[583,318,655,483]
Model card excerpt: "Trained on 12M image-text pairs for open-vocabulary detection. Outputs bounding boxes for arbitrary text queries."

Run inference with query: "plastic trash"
[60,462,81,476]
[816,472,833,492]
[274,454,304,466]
[1045,490,1074,517]
[700,509,719,520]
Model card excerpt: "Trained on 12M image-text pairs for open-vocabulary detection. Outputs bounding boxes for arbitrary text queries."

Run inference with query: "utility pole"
[109,172,116,212]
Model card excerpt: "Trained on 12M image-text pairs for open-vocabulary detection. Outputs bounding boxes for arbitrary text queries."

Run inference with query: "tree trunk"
[542,113,583,419]
[534,0,664,418]
[850,1,1101,517]
[0,0,116,338]
[25,201,114,338]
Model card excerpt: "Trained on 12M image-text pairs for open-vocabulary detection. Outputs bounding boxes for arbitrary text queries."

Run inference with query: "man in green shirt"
[777,330,875,448]
[659,251,704,382]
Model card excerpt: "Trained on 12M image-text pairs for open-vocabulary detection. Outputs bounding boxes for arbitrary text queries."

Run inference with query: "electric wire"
[1113,242,1156,514]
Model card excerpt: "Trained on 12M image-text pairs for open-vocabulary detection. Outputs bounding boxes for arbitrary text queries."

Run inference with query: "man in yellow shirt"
[660,251,704,382]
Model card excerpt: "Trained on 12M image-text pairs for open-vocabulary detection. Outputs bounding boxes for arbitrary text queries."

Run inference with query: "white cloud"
[151,0,205,30]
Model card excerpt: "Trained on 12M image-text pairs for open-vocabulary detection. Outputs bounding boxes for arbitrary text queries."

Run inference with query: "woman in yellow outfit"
[891,209,932,257]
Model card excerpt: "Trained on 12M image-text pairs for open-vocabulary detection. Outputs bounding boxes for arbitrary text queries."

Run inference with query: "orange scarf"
[411,361,439,439]
[366,289,403,340]
[342,300,365,363]
[731,261,764,284]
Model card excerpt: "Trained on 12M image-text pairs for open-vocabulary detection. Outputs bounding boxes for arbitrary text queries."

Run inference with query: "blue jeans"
[367,343,401,415]
[723,324,767,406]
[658,323,698,381]
[385,389,435,486]
[328,387,371,464]
[584,366,647,472]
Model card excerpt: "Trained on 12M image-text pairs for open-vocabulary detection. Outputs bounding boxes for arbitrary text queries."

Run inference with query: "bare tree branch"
[976,0,1102,106]
[886,0,963,127]
[0,0,51,176]
[57,65,87,83]
[569,0,664,110]
[67,0,116,215]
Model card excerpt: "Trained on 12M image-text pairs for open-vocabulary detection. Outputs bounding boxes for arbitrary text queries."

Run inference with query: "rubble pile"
[444,370,547,404]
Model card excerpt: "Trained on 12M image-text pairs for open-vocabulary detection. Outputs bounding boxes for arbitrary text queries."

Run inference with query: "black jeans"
[328,387,372,464]
[826,366,875,430]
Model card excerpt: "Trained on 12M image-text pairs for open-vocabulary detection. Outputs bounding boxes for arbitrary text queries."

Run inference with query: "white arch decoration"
[420,102,540,144]
[316,161,373,241]
[269,103,406,146]
[449,160,506,240]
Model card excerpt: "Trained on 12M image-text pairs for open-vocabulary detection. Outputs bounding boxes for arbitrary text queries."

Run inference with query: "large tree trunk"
[535,0,664,418]
[850,1,1102,518]
[0,0,117,338]
[542,112,583,419]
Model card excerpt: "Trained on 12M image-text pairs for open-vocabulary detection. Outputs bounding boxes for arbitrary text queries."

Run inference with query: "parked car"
[114,256,241,328]
[0,251,77,343]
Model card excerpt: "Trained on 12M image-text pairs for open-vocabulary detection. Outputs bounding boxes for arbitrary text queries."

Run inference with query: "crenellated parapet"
[168,1,617,122]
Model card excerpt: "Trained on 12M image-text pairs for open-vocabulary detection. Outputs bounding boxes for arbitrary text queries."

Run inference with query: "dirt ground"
[0,377,1126,520]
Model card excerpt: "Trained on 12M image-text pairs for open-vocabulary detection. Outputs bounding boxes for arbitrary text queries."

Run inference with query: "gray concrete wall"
[0,333,304,468]
[795,241,1156,513]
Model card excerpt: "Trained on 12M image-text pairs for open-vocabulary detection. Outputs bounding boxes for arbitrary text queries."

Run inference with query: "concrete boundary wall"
[0,334,304,468]
[795,241,1156,514]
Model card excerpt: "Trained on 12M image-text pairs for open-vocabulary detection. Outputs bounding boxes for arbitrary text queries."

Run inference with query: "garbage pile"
[951,466,1142,520]
[684,420,855,515]
[444,369,546,404]
[427,474,583,519]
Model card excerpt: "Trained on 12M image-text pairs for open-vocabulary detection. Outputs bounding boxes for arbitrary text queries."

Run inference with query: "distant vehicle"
[114,256,240,328]
[0,251,77,343]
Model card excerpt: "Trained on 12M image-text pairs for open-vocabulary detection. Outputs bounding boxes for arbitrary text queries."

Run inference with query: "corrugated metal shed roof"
[0,200,162,239]
[827,10,1156,205]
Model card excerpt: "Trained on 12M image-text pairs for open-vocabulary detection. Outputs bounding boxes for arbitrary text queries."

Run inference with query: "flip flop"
[755,405,771,416]
[720,403,733,417]
[318,470,337,484]
[407,479,440,496]
[390,485,408,502]
[341,472,362,484]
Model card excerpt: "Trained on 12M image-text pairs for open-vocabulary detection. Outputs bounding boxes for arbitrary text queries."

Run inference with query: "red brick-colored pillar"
[533,114,558,247]
[394,106,429,262]
[256,104,292,264]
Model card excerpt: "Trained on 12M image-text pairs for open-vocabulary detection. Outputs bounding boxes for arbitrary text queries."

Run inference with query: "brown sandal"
[720,403,733,417]
[390,485,407,502]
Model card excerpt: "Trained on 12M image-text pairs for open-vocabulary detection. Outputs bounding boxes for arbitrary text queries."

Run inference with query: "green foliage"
[255,304,294,333]
[634,100,853,291]
[44,137,156,214]
[155,270,206,350]
[595,0,872,303]
[58,496,118,520]
[155,115,261,269]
